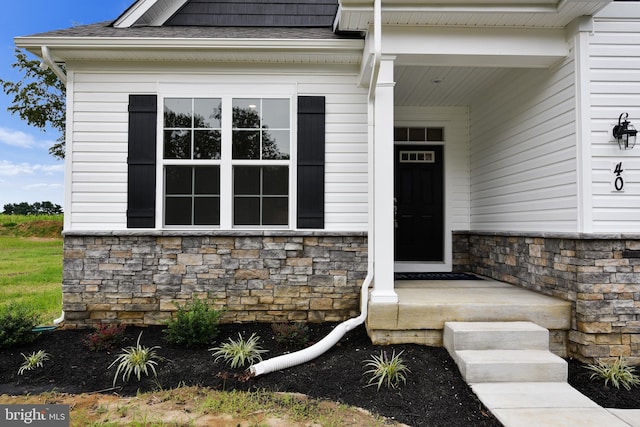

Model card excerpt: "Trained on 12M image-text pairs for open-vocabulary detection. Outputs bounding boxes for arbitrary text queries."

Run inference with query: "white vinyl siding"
[66,67,368,231]
[590,4,640,232]
[468,49,579,232]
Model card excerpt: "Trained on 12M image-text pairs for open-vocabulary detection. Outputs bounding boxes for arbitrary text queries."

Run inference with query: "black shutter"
[127,94,157,228]
[297,96,325,229]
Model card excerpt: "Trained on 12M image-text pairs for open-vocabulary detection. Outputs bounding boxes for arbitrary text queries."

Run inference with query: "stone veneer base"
[62,231,367,328]
[453,230,640,363]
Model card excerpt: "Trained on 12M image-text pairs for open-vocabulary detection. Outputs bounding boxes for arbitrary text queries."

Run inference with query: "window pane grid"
[163,96,290,228]
[232,98,290,161]
[233,166,288,226]
[165,166,220,226]
[164,98,222,160]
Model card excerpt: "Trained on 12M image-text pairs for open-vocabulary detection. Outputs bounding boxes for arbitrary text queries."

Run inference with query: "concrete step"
[391,281,573,331]
[443,321,549,361]
[455,349,567,383]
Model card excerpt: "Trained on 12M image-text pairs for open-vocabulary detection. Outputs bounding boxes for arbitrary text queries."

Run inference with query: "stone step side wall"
[453,231,640,364]
[63,231,367,328]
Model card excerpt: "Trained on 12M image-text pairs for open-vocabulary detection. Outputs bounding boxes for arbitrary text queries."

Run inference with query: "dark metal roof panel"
[166,0,339,27]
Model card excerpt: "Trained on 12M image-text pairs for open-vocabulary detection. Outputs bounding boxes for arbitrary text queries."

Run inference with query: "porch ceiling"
[394,65,513,107]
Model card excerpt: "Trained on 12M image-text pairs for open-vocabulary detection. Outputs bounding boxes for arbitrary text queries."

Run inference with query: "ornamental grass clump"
[586,357,640,391]
[210,333,268,369]
[17,350,50,375]
[109,332,161,386]
[363,350,410,390]
[164,299,224,348]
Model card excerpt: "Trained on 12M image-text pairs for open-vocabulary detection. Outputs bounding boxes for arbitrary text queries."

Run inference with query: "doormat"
[394,272,482,280]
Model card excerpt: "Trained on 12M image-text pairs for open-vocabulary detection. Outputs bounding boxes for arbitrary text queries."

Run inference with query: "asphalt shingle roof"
[21,22,361,40]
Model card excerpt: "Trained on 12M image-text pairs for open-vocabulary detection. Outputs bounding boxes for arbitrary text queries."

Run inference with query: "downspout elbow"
[41,46,67,86]
[53,311,65,325]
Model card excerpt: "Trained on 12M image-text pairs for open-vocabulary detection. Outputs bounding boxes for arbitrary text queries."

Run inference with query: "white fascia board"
[113,0,159,28]
[14,36,364,62]
[382,26,567,67]
[595,1,640,19]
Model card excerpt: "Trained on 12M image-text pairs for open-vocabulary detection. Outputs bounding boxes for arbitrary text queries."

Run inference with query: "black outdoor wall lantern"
[613,112,637,150]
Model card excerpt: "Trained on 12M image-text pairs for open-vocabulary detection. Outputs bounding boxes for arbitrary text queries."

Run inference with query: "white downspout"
[42,45,66,326]
[249,0,382,377]
[40,46,67,86]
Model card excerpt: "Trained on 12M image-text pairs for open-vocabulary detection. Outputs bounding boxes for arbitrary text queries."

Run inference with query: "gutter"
[40,46,67,86]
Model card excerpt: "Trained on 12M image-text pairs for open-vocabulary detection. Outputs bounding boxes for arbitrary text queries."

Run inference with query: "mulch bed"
[0,323,636,426]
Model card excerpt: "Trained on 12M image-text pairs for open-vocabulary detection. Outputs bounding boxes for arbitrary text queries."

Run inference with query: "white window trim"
[156,84,297,230]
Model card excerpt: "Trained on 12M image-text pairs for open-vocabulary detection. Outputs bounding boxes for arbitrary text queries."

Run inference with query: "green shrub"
[363,350,410,390]
[84,323,127,351]
[271,322,310,347]
[0,303,41,349]
[164,299,224,348]
[586,358,640,391]
[210,333,268,369]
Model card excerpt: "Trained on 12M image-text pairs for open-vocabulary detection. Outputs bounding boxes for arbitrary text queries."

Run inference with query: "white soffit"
[336,0,613,30]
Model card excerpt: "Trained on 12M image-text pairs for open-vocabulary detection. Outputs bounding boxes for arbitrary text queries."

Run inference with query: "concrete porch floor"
[366,277,573,357]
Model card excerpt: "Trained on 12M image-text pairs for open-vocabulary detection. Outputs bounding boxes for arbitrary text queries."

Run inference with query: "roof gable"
[115,0,338,28]
[167,0,339,27]
[114,0,190,28]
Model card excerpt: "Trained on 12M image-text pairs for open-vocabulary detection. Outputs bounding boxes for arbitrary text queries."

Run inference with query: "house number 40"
[613,161,624,192]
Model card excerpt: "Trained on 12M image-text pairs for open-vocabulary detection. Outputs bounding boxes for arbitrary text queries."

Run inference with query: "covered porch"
[366,276,572,357]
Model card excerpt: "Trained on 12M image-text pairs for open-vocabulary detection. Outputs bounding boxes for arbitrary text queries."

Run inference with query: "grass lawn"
[0,214,63,323]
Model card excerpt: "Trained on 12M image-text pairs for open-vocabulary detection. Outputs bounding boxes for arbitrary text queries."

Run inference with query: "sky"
[0,1,132,211]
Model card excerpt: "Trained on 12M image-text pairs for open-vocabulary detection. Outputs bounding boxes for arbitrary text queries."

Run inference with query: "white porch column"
[370,55,398,303]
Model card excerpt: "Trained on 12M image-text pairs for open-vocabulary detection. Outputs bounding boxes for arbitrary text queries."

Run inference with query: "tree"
[2,201,62,215]
[0,49,66,159]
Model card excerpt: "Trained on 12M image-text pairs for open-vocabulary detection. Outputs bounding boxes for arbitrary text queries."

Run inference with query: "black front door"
[394,145,444,262]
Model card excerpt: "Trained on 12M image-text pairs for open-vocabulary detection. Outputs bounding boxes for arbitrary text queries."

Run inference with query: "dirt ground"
[1,322,637,426]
